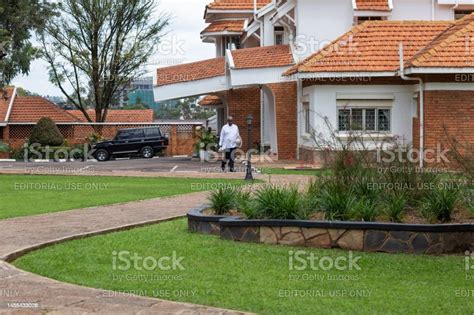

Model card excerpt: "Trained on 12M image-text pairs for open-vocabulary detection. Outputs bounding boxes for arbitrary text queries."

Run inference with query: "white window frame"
[337,107,391,133]
[303,102,310,134]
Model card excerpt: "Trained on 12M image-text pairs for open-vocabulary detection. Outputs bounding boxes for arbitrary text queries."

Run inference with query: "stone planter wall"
[188,206,473,255]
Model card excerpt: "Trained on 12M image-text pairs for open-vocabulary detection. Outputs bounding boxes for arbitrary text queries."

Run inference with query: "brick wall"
[267,82,298,160]
[418,90,474,153]
[5,124,198,157]
[225,87,262,151]
[224,83,298,160]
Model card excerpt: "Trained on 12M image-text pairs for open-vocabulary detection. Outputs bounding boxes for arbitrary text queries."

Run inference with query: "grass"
[258,167,329,176]
[14,219,473,314]
[0,175,244,220]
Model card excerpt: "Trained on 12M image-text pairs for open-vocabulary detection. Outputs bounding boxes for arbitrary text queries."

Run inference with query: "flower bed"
[188,205,473,255]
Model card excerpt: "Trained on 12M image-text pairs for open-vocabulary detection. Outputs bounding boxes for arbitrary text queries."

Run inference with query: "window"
[455,10,474,20]
[144,128,161,138]
[356,16,383,25]
[222,36,241,52]
[128,129,144,139]
[337,108,391,132]
[274,26,284,45]
[303,102,310,133]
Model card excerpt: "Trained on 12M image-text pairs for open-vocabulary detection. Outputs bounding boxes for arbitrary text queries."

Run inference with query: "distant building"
[118,77,179,110]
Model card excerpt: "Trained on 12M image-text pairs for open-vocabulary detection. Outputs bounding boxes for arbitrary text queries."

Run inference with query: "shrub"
[318,181,355,221]
[209,186,235,215]
[421,183,460,222]
[29,117,64,146]
[0,142,8,153]
[383,193,406,222]
[350,198,379,222]
[253,185,307,220]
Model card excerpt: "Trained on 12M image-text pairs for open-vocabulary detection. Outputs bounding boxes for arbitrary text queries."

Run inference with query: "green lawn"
[258,167,329,176]
[14,219,473,314]
[0,175,243,219]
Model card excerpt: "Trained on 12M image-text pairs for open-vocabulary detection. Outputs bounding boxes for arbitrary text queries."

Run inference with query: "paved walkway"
[0,171,312,314]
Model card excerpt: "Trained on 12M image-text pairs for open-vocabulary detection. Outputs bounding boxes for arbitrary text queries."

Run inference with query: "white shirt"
[219,123,240,150]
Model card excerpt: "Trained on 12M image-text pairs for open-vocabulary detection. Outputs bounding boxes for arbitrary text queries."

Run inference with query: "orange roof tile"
[0,87,14,122]
[410,13,474,68]
[68,109,154,123]
[285,21,453,75]
[156,57,226,86]
[199,95,223,106]
[231,45,294,69]
[355,0,390,11]
[9,97,80,123]
[207,0,271,11]
[201,20,245,34]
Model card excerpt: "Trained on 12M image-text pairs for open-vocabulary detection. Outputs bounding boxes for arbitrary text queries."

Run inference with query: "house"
[153,0,474,163]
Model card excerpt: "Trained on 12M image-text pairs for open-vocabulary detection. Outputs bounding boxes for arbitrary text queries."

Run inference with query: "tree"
[155,97,216,120]
[29,117,64,146]
[41,0,169,122]
[0,0,56,87]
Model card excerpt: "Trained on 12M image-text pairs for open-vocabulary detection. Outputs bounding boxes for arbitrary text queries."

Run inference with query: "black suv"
[91,127,169,161]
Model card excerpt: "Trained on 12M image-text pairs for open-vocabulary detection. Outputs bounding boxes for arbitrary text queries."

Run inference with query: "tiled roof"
[285,21,453,75]
[156,57,226,86]
[199,95,223,106]
[68,109,155,123]
[9,97,80,123]
[207,0,271,11]
[410,13,474,68]
[231,45,294,69]
[201,20,245,34]
[355,0,390,11]
[0,87,14,122]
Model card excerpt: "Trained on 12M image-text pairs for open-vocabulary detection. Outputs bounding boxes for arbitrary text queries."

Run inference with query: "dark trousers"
[221,147,236,171]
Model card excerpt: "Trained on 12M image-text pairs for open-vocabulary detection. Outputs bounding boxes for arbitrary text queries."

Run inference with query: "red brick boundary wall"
[1,123,199,157]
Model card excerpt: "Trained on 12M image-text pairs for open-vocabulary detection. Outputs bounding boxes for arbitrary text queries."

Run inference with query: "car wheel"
[95,149,110,162]
[141,146,154,159]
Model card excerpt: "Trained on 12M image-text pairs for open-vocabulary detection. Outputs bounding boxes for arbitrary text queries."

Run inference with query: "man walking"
[219,116,241,172]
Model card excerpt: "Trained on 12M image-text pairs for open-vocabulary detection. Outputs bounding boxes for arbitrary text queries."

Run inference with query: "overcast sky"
[12,0,214,97]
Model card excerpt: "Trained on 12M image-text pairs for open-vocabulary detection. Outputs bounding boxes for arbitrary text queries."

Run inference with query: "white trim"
[336,93,395,100]
[351,0,358,10]
[293,72,397,79]
[154,75,228,102]
[388,0,394,9]
[230,66,294,86]
[226,49,235,68]
[201,31,243,37]
[5,87,17,122]
[257,2,277,18]
[206,9,254,14]
[406,67,474,74]
[8,122,205,126]
[270,0,296,23]
[353,10,392,17]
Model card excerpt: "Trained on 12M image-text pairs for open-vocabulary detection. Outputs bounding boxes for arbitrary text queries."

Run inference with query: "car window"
[128,129,144,139]
[144,128,160,138]
[116,131,130,140]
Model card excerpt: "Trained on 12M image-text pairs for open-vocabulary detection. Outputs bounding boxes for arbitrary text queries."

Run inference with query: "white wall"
[300,85,417,149]
[295,0,354,59]
[391,0,453,20]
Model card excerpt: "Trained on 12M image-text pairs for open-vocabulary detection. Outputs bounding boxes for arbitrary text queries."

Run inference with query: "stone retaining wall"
[188,206,473,255]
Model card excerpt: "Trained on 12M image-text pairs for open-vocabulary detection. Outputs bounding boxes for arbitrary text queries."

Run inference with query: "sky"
[11,0,214,97]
